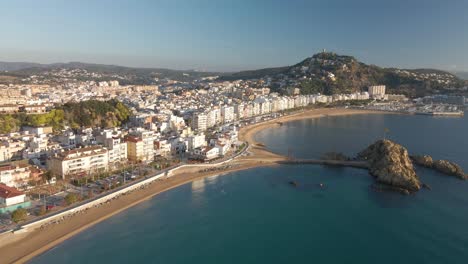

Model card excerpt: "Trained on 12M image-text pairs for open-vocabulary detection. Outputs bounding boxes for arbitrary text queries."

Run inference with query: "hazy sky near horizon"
[1,0,468,72]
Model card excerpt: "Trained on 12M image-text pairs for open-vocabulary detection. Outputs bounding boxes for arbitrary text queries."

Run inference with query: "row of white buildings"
[191,92,370,131]
[46,125,236,179]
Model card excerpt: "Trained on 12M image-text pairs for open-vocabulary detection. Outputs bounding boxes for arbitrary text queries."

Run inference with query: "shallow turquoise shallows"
[31,113,468,264]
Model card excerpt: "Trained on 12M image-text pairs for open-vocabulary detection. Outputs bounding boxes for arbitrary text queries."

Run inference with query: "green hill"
[0,100,132,134]
[219,52,466,97]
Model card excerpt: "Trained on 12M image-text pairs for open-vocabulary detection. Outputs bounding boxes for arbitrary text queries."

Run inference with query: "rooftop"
[0,184,24,199]
[52,145,108,161]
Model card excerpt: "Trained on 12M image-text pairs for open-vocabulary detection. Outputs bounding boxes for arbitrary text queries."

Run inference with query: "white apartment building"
[170,137,188,155]
[243,104,253,118]
[56,131,76,148]
[169,115,186,131]
[0,140,26,162]
[261,101,271,115]
[192,112,207,131]
[187,134,206,151]
[48,146,109,178]
[308,95,316,105]
[212,108,222,124]
[287,97,295,109]
[207,108,221,128]
[0,164,32,188]
[216,143,231,156]
[221,106,235,123]
[96,131,127,166]
[106,138,127,165]
[368,85,386,99]
[154,140,171,157]
[22,126,53,135]
[294,96,308,108]
[233,103,245,120]
[22,134,49,159]
[126,130,156,163]
[192,146,219,161]
[252,102,260,116]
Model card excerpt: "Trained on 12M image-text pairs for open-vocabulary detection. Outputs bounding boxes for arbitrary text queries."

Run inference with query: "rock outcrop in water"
[411,155,467,180]
[411,155,433,168]
[358,140,421,194]
[433,160,467,180]
[289,180,299,187]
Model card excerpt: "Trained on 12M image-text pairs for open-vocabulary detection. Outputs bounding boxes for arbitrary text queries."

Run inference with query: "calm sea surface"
[31,113,468,264]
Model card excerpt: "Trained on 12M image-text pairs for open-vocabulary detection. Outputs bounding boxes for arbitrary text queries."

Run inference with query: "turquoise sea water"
[31,113,468,264]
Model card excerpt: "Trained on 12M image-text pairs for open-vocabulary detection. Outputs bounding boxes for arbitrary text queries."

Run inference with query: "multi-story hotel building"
[48,146,109,178]
[192,112,207,131]
[368,85,386,99]
[126,130,156,163]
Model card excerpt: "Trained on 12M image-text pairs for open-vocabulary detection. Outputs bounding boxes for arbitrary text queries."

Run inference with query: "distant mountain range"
[0,61,220,83]
[1,55,467,96]
[0,61,45,71]
[219,52,467,97]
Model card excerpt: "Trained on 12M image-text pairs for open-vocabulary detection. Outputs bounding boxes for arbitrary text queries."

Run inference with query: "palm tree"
[41,170,53,184]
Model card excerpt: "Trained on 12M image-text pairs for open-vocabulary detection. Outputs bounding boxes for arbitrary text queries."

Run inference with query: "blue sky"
[1,0,467,72]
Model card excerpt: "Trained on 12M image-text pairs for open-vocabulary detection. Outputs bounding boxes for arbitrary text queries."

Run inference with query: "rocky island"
[357,140,421,194]
[345,140,467,194]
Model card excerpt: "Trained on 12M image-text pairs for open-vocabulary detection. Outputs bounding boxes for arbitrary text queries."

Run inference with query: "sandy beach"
[0,107,385,264]
[238,107,386,146]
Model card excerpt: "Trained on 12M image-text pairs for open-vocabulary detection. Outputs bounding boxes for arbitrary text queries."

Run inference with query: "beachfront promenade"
[0,142,250,236]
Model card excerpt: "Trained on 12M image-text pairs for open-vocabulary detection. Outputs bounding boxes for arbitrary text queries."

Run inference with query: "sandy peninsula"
[0,107,385,264]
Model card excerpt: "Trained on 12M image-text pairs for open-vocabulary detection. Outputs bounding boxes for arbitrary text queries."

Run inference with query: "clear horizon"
[2,0,468,72]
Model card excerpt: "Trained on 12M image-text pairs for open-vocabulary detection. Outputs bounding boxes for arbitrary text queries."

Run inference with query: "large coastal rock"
[433,160,467,180]
[358,140,421,193]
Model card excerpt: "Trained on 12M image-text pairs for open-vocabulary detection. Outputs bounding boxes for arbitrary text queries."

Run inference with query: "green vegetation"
[0,114,21,134]
[0,99,131,133]
[0,109,65,133]
[64,193,79,205]
[299,79,326,94]
[151,157,176,170]
[11,208,28,223]
[61,99,131,129]
[41,170,54,183]
[36,206,47,216]
[235,143,247,154]
[219,66,289,81]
